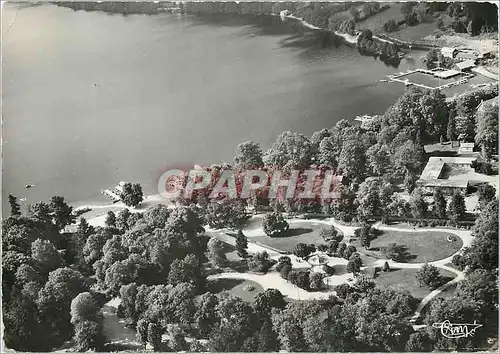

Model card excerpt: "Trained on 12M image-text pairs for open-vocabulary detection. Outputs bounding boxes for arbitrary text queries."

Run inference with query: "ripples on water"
[2,4,420,209]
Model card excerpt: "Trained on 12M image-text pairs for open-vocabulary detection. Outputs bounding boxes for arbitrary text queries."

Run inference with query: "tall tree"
[318,136,338,167]
[31,239,62,275]
[475,102,498,158]
[358,223,372,249]
[9,195,21,217]
[37,267,89,347]
[73,320,104,352]
[366,143,392,176]
[148,322,163,351]
[462,199,498,271]
[432,188,447,219]
[167,254,206,293]
[105,211,117,228]
[143,204,171,229]
[446,114,457,141]
[247,251,273,273]
[195,292,220,338]
[477,184,496,210]
[205,199,249,229]
[406,331,433,352]
[234,141,264,169]
[116,208,132,230]
[120,182,144,207]
[50,196,75,231]
[415,263,442,289]
[70,292,100,324]
[447,191,466,223]
[409,188,428,219]
[262,211,289,237]
[356,178,383,220]
[338,136,366,182]
[424,297,486,351]
[264,131,313,169]
[455,269,498,312]
[206,238,228,268]
[235,230,248,259]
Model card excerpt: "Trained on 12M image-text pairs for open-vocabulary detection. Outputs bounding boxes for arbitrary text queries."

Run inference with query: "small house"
[441,47,458,58]
[458,142,474,155]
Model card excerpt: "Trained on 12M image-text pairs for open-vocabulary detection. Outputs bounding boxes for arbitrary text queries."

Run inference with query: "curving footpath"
[207,271,339,301]
[209,216,473,322]
[81,205,472,322]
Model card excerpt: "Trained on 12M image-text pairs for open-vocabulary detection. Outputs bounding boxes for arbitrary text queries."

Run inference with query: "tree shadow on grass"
[380,244,418,263]
[227,259,249,273]
[440,275,455,286]
[332,264,348,275]
[104,342,143,351]
[394,245,418,262]
[207,278,245,294]
[286,227,313,237]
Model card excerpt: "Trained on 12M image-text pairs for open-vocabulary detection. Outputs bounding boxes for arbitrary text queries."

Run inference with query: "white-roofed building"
[441,47,458,58]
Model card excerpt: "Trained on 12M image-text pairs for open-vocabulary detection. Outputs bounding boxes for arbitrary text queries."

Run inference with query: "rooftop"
[418,156,477,188]
[460,142,475,148]
[433,69,462,79]
[417,179,469,189]
[454,60,476,70]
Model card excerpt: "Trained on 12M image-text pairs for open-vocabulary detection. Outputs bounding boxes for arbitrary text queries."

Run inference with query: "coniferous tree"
[448,192,466,224]
[8,194,21,216]
[105,211,117,228]
[432,188,447,219]
[235,230,248,259]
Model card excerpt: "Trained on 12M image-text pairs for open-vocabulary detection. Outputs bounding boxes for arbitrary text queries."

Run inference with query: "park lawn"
[388,20,441,42]
[207,278,264,303]
[250,221,331,252]
[354,229,463,263]
[356,3,404,33]
[373,267,457,300]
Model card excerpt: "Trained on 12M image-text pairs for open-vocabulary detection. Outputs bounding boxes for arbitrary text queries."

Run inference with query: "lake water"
[2,3,422,211]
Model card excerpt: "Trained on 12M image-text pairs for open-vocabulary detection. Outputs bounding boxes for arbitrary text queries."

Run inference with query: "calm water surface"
[2,3,421,210]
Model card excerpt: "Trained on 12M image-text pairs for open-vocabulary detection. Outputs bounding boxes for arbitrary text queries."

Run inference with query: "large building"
[417,156,477,195]
[453,60,476,72]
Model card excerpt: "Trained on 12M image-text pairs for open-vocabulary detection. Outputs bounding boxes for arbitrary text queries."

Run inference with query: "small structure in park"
[458,142,475,155]
[417,156,477,195]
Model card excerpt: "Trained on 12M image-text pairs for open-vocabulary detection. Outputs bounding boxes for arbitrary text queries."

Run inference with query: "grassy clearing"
[374,267,457,300]
[207,278,264,303]
[356,3,404,33]
[250,221,332,252]
[353,230,463,263]
[388,21,441,42]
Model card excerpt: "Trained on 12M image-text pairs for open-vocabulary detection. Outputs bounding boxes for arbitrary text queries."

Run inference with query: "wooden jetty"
[101,181,127,203]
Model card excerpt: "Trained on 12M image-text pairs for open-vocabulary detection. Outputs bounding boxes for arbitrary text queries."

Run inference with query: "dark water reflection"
[2,4,417,209]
